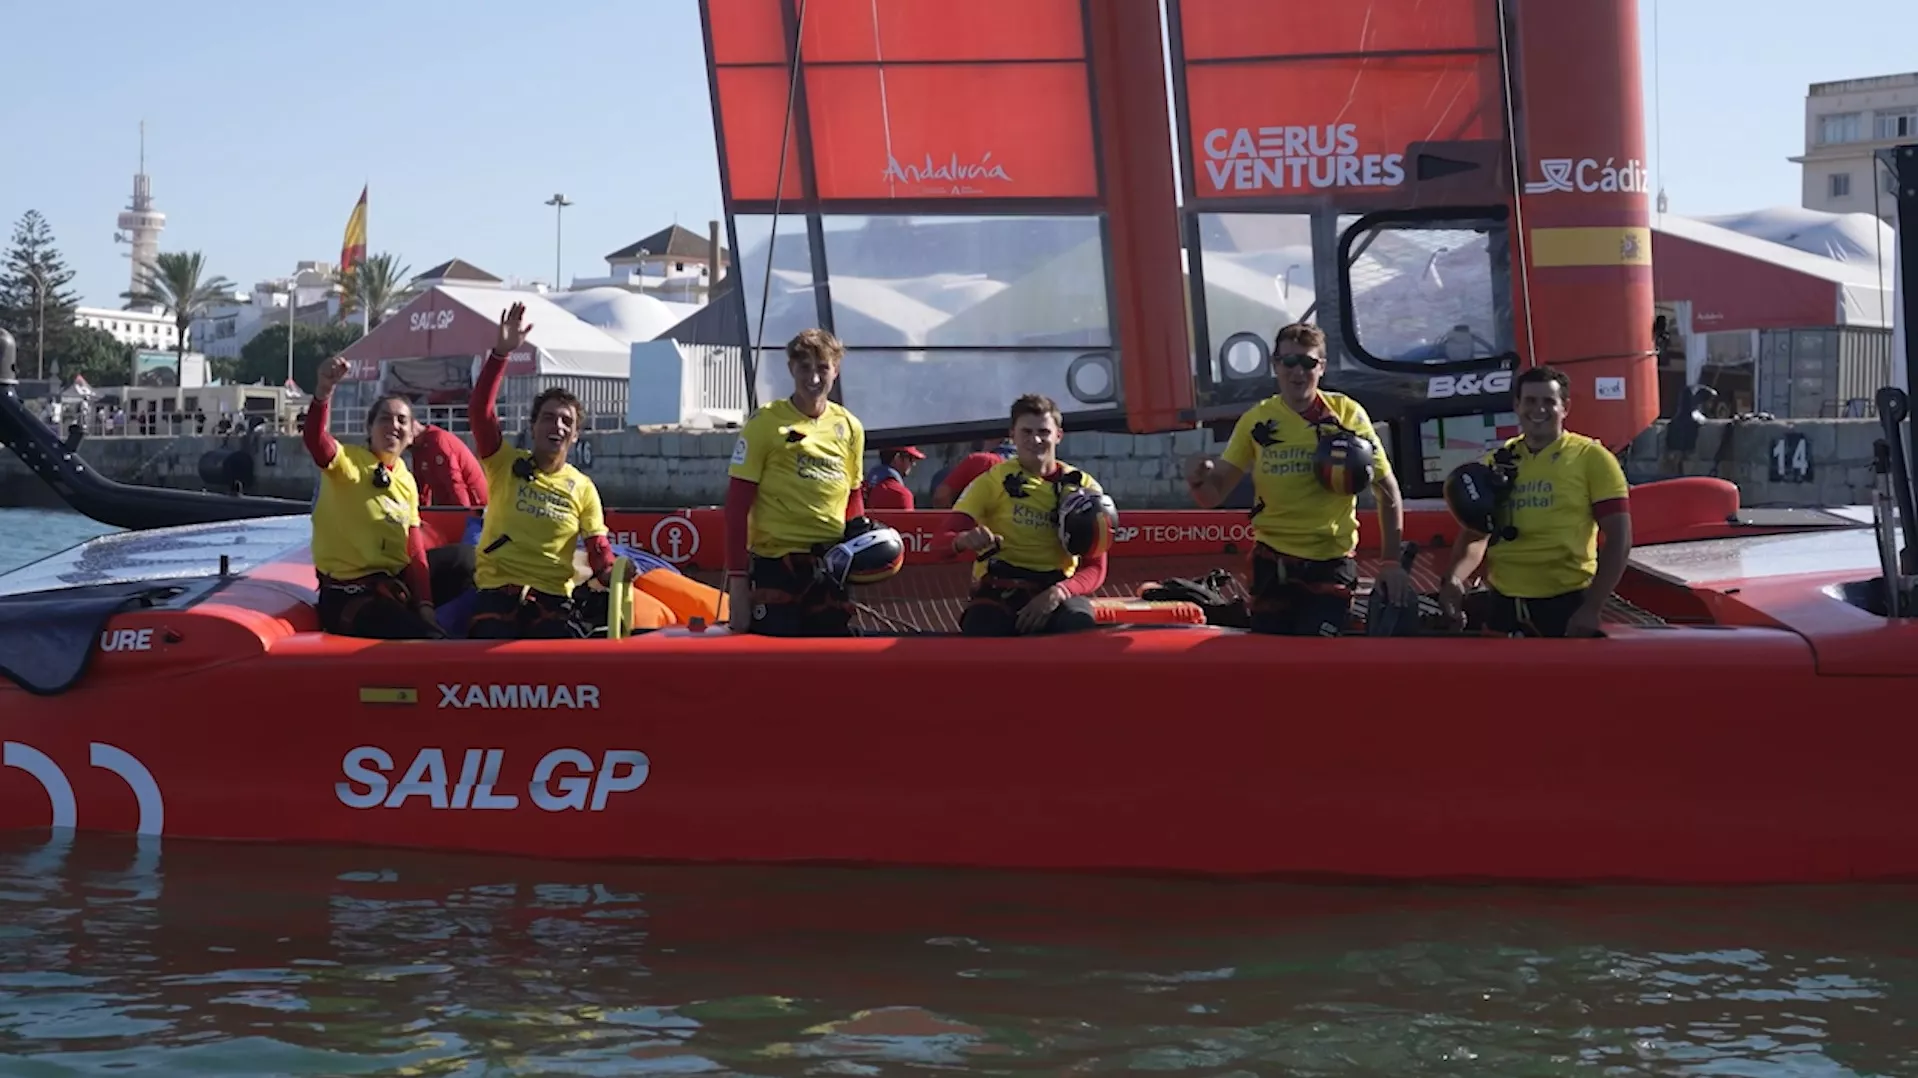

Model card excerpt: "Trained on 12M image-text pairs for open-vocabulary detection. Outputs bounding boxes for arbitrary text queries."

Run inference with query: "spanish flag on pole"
[340,185,367,279]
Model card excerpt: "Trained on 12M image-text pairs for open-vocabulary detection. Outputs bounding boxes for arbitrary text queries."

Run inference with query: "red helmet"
[1313,424,1376,497]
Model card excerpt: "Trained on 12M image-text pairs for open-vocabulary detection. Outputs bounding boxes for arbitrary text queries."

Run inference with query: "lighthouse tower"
[114,122,166,305]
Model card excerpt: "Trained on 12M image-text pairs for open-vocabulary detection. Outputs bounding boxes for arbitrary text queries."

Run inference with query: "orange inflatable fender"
[623,588,676,631]
[634,568,729,626]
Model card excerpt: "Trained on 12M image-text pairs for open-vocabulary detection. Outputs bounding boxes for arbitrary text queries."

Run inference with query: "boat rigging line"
[744,0,814,417]
[1493,0,1539,368]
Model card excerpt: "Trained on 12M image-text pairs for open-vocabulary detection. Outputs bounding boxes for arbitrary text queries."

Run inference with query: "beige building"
[1791,71,1918,222]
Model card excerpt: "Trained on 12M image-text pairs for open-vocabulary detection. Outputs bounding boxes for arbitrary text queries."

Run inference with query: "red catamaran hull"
[5,478,1917,885]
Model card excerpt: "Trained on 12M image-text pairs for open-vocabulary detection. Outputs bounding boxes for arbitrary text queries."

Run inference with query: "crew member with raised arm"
[1182,323,1410,636]
[725,328,870,637]
[466,302,620,639]
[1438,366,1632,638]
[938,394,1115,636]
[304,355,441,639]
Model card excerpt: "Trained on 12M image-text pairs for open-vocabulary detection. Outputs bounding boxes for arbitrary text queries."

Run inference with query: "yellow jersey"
[474,445,609,597]
[729,398,865,558]
[952,458,1103,579]
[311,444,421,581]
[1221,392,1390,562]
[1483,432,1630,599]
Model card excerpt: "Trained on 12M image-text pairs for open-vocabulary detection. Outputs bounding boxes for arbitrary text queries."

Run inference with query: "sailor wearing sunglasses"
[1183,322,1411,636]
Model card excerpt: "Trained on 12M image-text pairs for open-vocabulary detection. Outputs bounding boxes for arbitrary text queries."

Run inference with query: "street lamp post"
[287,275,297,385]
[545,193,573,290]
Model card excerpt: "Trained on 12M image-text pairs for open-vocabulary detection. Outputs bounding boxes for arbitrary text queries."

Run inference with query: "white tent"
[1656,214,1894,329]
[436,286,635,377]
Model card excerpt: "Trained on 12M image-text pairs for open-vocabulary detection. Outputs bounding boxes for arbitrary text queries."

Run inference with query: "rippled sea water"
[5,510,1918,1075]
[3,834,1918,1076]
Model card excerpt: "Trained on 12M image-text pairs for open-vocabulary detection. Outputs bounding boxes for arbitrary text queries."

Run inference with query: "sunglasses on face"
[1277,354,1323,370]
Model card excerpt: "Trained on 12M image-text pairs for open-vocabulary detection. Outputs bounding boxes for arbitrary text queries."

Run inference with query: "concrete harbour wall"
[0,418,1898,511]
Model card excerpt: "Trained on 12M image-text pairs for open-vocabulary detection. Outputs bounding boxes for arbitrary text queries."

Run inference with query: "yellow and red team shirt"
[474,445,608,597]
[952,459,1103,579]
[729,398,864,558]
[1220,391,1390,562]
[311,444,421,581]
[1482,432,1630,599]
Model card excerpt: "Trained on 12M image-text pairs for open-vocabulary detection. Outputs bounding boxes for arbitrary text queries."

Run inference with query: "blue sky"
[0,0,1910,309]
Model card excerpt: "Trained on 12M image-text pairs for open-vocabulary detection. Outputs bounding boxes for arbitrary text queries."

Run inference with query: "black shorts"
[466,585,586,640]
[317,573,442,640]
[1248,545,1358,637]
[960,562,1098,637]
[748,553,853,638]
[1463,588,1590,638]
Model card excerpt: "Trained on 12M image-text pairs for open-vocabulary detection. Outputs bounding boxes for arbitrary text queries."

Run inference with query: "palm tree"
[336,252,413,330]
[122,250,235,394]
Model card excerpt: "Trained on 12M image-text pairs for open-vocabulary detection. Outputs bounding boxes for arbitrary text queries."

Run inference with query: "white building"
[75,306,181,352]
[1791,71,1918,222]
[191,261,341,361]
[569,224,728,303]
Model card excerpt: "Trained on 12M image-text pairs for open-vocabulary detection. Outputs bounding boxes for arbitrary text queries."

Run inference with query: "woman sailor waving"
[304,355,441,639]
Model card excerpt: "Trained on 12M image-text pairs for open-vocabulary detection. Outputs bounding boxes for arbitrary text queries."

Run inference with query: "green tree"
[0,210,82,379]
[337,252,413,330]
[50,325,134,387]
[122,250,235,388]
[237,321,363,392]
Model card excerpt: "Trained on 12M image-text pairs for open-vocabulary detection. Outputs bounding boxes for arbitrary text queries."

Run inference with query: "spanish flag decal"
[1530,226,1653,268]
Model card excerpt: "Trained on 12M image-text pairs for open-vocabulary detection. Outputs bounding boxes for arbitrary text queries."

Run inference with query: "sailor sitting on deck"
[1181,322,1412,636]
[465,302,628,639]
[1439,366,1633,638]
[725,328,902,636]
[303,356,442,640]
[938,393,1115,636]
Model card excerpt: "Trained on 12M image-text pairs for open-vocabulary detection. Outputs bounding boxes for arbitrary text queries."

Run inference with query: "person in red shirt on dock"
[937,394,1117,636]
[861,445,923,510]
[930,439,1015,508]
[303,355,441,639]
[465,302,624,639]
[408,422,487,508]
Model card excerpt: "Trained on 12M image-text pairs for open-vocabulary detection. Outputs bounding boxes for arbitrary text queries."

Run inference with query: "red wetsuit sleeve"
[726,477,757,573]
[469,350,509,459]
[1057,549,1107,598]
[585,533,615,581]
[845,484,866,520]
[403,526,432,606]
[933,512,978,559]
[1592,496,1630,520]
[303,394,338,468]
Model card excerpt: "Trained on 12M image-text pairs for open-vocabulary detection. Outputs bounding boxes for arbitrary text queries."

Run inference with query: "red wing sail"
[1173,0,1509,210]
[701,0,1132,441]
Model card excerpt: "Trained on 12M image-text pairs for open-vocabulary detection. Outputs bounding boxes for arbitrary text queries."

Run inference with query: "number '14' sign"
[1769,432,1812,483]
